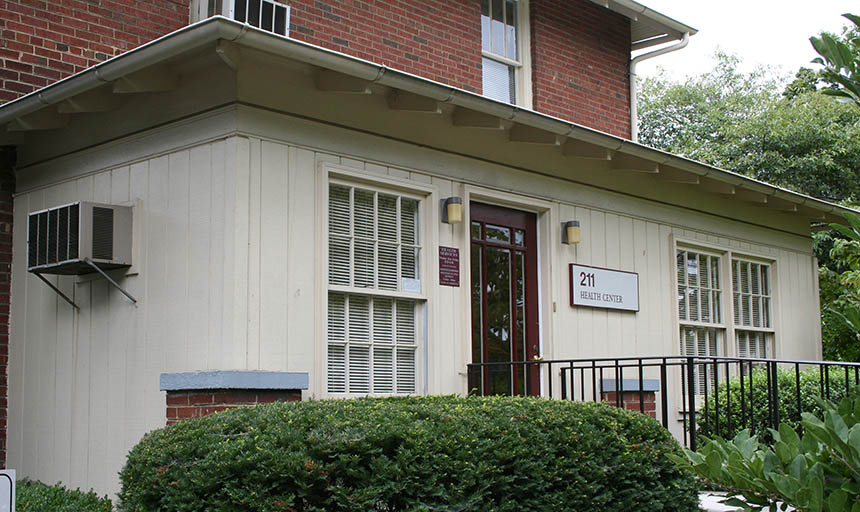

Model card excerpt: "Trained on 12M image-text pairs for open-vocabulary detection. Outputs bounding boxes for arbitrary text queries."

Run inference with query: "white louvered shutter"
[327,183,420,394]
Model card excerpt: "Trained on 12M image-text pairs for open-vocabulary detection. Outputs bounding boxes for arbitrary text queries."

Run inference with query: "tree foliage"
[638,52,860,203]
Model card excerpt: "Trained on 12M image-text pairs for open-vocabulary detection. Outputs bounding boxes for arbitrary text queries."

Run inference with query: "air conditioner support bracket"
[84,259,137,305]
[34,273,79,310]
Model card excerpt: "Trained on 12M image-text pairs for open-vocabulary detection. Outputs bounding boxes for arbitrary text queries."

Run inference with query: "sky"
[634,1,858,81]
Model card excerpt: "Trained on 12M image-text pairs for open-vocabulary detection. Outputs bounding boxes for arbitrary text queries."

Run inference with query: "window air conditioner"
[27,202,132,275]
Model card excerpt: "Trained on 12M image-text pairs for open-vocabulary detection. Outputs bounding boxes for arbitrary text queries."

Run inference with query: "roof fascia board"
[0,18,848,220]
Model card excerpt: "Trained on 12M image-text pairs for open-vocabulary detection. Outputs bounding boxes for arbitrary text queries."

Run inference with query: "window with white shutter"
[676,248,725,395]
[326,182,422,395]
[732,259,774,361]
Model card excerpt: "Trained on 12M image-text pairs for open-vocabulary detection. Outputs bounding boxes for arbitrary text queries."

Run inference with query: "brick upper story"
[0,0,633,138]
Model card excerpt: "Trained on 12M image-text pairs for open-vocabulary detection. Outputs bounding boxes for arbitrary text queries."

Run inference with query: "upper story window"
[481,0,530,106]
[191,0,290,36]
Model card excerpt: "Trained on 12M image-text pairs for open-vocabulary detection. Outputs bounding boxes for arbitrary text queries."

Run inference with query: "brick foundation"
[0,146,14,468]
[166,389,301,425]
[602,390,657,419]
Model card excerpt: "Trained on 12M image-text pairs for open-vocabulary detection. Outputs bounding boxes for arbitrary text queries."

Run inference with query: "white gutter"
[629,31,689,142]
[0,18,850,219]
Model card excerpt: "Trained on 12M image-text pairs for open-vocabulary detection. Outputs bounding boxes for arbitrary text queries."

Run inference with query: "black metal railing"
[467,356,860,450]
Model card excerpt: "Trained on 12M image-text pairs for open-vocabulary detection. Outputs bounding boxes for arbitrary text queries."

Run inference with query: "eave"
[0,17,852,226]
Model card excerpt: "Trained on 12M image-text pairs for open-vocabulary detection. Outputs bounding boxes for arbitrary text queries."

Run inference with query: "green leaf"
[706,449,723,477]
[828,490,847,511]
[788,454,806,481]
[808,475,823,512]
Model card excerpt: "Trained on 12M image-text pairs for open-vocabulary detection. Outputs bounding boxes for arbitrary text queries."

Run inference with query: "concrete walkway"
[700,492,795,511]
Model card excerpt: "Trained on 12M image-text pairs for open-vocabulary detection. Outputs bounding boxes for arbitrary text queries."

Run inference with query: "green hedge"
[119,396,698,511]
[696,365,856,442]
[16,479,113,512]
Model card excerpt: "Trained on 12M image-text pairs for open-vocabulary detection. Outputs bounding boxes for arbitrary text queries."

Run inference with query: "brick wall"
[287,0,484,94]
[602,390,657,419]
[0,147,13,468]
[530,0,631,137]
[1,0,634,138]
[166,389,301,424]
[0,0,189,102]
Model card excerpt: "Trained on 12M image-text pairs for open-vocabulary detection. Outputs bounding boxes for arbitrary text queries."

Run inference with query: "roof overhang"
[0,17,851,227]
[588,0,698,51]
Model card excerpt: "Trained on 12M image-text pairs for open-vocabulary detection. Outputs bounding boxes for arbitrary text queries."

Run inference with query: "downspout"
[629,32,689,142]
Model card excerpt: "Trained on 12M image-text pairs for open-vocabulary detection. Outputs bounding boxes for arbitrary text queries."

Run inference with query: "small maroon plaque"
[439,246,460,287]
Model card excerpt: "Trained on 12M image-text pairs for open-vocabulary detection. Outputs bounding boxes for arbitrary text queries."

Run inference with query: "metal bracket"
[84,259,137,305]
[34,273,79,310]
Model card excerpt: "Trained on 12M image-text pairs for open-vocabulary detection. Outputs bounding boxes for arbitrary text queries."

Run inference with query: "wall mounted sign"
[439,247,460,286]
[569,264,639,312]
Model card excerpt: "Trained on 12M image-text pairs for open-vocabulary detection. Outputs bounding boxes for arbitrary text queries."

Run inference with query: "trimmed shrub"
[119,395,698,511]
[696,365,856,443]
[16,479,113,512]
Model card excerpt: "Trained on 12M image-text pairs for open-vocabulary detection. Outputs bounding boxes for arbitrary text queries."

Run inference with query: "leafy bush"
[119,395,698,511]
[670,389,860,511]
[16,479,113,512]
[696,365,856,443]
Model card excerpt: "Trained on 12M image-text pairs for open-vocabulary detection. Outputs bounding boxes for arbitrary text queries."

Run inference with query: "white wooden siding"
[9,121,823,496]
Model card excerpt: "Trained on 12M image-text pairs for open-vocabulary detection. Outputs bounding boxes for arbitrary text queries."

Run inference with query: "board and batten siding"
[8,128,822,495]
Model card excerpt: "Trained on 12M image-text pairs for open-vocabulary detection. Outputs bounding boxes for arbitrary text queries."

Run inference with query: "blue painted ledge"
[160,370,309,391]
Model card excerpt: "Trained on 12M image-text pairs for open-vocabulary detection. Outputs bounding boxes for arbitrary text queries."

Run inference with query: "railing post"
[739,361,746,431]
[795,363,802,436]
[687,357,697,451]
[713,360,720,437]
[660,359,669,429]
[561,367,567,400]
[547,361,553,398]
[724,361,731,436]
[771,361,780,429]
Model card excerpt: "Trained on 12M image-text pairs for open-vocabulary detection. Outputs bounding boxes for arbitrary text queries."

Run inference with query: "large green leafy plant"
[670,391,860,511]
[811,14,860,107]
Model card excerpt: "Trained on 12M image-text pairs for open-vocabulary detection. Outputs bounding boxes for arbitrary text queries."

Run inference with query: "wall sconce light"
[441,197,463,224]
[561,220,580,245]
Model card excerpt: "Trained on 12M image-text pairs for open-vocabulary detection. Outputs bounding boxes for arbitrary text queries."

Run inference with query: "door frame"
[462,187,554,396]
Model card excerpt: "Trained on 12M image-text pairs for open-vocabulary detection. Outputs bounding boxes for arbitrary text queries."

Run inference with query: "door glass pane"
[514,229,524,246]
[486,246,512,395]
[486,224,510,243]
[515,251,526,362]
[471,245,483,366]
[515,251,526,395]
[471,221,482,240]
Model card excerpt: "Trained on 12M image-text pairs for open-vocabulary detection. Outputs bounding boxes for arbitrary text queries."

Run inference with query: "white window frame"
[675,245,726,395]
[673,239,779,395]
[731,256,775,361]
[480,0,532,108]
[322,165,434,397]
